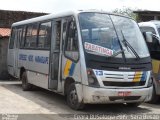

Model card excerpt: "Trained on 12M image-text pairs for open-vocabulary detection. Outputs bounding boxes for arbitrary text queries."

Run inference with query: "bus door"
[49,20,62,90]
[61,17,79,83]
[8,27,22,77]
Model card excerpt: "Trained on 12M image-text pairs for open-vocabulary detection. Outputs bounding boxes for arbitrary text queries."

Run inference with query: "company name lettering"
[85,42,113,56]
[19,54,49,64]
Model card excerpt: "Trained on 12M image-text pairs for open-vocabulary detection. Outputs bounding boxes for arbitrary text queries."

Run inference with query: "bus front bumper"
[82,85,153,104]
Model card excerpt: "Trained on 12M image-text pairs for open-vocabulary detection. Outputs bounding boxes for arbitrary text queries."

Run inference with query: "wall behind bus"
[0,9,48,80]
[0,37,9,79]
[0,9,48,28]
[133,10,160,22]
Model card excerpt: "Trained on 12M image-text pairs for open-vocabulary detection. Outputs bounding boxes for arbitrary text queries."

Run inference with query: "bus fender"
[75,83,83,103]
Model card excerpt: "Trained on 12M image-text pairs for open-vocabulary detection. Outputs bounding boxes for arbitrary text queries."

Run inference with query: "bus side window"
[20,26,26,48]
[140,27,158,52]
[25,23,38,48]
[64,19,79,61]
[62,20,67,51]
[16,27,23,48]
[38,22,51,49]
[144,32,160,59]
[55,21,61,51]
[9,28,16,49]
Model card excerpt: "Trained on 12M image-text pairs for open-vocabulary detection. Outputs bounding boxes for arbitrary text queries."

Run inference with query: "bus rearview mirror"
[145,32,153,43]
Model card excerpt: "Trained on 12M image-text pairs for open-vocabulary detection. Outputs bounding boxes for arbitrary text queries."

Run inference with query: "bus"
[139,21,160,103]
[7,10,153,110]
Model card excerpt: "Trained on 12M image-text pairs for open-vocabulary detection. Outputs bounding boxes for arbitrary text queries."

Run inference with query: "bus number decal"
[95,70,103,76]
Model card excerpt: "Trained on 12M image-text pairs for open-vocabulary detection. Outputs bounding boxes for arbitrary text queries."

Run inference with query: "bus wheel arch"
[64,77,84,110]
[149,77,159,103]
[20,67,32,91]
[64,77,75,96]
[20,67,26,80]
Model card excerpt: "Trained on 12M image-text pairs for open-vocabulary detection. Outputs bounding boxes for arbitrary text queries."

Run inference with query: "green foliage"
[112,7,138,20]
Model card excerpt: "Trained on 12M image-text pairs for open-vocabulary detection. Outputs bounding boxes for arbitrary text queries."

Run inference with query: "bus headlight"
[147,78,153,87]
[87,68,100,87]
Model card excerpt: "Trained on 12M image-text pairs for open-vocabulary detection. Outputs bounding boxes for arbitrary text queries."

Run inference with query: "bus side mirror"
[145,32,153,43]
[152,34,160,45]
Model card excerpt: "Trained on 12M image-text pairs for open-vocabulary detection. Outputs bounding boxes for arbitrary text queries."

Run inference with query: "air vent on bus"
[109,96,141,101]
[103,81,146,87]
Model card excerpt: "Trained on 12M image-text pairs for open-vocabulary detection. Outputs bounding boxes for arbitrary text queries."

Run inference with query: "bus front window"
[79,13,150,58]
[110,15,149,58]
[79,13,121,57]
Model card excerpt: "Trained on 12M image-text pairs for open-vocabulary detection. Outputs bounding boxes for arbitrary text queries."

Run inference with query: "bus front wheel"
[67,83,84,110]
[21,71,32,91]
[149,85,159,104]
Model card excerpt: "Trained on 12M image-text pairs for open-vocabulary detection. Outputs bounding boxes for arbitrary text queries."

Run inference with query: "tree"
[112,7,138,20]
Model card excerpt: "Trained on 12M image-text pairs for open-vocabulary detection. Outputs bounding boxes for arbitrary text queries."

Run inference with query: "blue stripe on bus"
[141,71,147,81]
[69,63,75,76]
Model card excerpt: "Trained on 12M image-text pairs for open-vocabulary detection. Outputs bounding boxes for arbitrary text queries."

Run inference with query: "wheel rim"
[69,89,78,106]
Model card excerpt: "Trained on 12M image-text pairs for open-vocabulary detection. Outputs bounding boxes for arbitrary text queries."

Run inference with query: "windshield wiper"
[107,49,125,58]
[121,30,140,60]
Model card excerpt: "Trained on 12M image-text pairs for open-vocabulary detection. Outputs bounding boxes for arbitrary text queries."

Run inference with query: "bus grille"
[109,96,141,101]
[103,81,146,87]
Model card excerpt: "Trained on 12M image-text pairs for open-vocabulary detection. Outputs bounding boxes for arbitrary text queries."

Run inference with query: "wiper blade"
[107,49,125,58]
[121,31,140,60]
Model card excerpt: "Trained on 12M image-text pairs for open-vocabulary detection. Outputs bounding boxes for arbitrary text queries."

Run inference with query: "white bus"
[8,10,153,110]
[139,21,160,103]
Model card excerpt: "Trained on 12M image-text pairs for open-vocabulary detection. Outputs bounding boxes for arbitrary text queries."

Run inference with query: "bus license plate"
[118,91,131,96]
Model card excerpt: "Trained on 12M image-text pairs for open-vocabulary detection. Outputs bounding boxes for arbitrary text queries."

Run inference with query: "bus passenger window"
[62,21,67,50]
[64,20,79,61]
[25,24,38,48]
[9,28,16,49]
[38,22,51,49]
[20,26,26,48]
[55,21,61,51]
[16,27,23,48]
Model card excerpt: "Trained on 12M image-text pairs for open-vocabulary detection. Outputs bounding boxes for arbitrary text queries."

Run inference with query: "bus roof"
[12,10,132,27]
[139,20,160,28]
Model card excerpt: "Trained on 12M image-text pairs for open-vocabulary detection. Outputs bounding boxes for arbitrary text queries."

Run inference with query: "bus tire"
[67,83,84,110]
[126,102,141,107]
[149,85,159,104]
[21,71,32,91]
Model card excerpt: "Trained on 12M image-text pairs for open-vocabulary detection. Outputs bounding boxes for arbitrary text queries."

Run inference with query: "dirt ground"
[0,80,159,120]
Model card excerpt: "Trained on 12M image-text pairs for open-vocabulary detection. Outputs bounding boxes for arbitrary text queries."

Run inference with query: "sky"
[1,0,160,13]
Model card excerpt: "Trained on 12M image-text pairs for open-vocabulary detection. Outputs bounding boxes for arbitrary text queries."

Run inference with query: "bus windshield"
[79,12,150,58]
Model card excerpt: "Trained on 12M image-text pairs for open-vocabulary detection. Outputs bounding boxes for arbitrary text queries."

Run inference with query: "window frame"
[140,26,156,35]
[37,21,52,50]
[9,27,16,49]
[24,23,39,49]
[19,25,27,49]
[19,20,52,51]
[64,17,80,62]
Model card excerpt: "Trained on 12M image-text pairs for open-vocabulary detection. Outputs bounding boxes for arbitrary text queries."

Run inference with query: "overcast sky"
[1,0,160,13]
